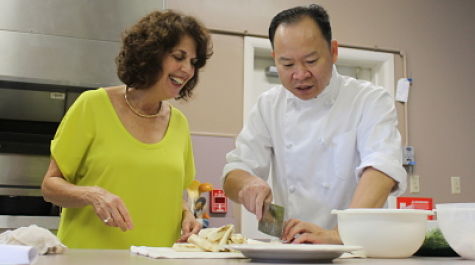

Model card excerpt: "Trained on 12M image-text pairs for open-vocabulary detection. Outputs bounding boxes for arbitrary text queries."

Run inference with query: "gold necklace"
[124,86,162,118]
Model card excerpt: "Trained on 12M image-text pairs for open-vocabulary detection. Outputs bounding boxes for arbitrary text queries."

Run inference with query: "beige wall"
[168,0,475,204]
[172,33,244,135]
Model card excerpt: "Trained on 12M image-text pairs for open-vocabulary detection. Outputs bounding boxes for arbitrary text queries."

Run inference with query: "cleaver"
[258,203,285,238]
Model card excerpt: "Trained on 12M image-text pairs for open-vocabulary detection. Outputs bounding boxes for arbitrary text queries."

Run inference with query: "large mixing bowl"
[436,203,475,259]
[332,208,433,258]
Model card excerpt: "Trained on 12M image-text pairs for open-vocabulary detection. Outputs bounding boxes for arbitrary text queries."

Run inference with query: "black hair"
[268,4,332,48]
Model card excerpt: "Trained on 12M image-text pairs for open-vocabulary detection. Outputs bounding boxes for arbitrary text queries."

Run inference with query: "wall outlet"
[409,175,420,193]
[451,176,461,194]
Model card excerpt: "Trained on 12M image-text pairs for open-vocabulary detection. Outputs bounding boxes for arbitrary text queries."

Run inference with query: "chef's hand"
[178,209,201,242]
[239,176,272,221]
[88,186,134,232]
[282,218,342,244]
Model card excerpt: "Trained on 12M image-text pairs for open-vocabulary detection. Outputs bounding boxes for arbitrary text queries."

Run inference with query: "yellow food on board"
[170,243,204,252]
[172,224,246,252]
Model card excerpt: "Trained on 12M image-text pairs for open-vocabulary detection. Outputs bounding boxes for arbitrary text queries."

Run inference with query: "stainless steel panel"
[0,153,50,187]
[66,92,82,110]
[0,215,59,229]
[0,0,165,42]
[0,88,65,122]
[0,187,42,197]
[0,30,120,87]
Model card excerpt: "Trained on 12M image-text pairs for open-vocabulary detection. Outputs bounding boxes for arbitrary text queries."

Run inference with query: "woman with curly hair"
[41,10,213,249]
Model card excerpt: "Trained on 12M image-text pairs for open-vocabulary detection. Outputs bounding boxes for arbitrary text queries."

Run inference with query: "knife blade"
[258,203,285,238]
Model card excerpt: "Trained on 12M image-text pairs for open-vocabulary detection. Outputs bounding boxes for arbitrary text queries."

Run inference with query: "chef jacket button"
[319,138,325,145]
[322,182,330,189]
[286,143,293,149]
[289,185,296,193]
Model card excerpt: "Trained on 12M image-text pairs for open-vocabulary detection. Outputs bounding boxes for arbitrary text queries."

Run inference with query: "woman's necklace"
[124,86,162,118]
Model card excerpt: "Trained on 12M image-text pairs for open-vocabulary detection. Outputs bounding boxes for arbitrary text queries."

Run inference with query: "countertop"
[34,249,475,265]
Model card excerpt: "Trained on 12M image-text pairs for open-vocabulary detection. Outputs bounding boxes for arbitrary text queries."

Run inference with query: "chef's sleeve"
[222,99,273,183]
[356,88,407,195]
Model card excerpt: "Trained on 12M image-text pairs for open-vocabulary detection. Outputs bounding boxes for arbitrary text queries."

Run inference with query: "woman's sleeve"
[50,92,95,183]
[182,131,196,190]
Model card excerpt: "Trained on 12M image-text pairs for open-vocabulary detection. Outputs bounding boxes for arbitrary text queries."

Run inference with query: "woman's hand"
[87,186,134,232]
[178,209,201,242]
[282,218,342,244]
[42,159,133,231]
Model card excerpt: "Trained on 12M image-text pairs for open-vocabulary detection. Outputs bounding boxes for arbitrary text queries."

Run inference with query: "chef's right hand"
[88,186,134,231]
[238,176,272,221]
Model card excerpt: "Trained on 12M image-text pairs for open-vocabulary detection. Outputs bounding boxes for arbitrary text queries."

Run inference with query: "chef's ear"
[331,40,338,63]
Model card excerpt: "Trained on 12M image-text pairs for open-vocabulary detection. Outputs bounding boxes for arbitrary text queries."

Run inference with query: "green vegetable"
[415,228,459,256]
[422,228,450,249]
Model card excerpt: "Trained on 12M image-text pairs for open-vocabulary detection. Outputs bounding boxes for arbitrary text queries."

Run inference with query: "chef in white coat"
[223,4,407,244]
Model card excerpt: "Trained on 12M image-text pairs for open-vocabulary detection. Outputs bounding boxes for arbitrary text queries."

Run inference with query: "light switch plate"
[409,175,420,193]
[451,176,461,194]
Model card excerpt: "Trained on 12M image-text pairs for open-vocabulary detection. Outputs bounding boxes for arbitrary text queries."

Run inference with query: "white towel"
[130,246,246,259]
[0,225,66,254]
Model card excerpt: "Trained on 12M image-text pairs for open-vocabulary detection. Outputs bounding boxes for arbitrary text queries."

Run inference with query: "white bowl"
[436,203,475,259]
[332,208,433,258]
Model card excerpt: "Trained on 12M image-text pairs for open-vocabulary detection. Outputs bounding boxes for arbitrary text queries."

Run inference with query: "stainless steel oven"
[0,77,92,229]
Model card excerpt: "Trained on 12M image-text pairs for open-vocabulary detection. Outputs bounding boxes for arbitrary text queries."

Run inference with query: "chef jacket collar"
[285,65,339,107]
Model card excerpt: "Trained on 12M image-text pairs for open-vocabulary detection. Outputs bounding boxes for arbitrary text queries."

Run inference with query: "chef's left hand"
[282,218,342,244]
[178,209,201,242]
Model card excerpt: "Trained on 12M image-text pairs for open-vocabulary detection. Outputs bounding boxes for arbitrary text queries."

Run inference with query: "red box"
[397,197,433,220]
[209,189,227,214]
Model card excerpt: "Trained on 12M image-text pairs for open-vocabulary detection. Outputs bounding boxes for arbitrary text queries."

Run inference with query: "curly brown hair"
[116,10,213,100]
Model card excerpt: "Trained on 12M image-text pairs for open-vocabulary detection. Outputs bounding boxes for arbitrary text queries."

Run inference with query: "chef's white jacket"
[223,67,407,229]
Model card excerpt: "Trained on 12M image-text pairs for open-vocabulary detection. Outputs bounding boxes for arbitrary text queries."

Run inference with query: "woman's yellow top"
[51,88,195,249]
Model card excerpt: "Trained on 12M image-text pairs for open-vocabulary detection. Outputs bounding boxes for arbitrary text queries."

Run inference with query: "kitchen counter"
[34,249,475,265]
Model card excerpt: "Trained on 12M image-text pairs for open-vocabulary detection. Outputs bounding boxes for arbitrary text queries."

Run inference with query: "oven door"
[0,79,89,155]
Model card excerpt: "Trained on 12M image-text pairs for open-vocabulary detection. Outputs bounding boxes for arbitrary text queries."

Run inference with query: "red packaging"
[397,197,434,220]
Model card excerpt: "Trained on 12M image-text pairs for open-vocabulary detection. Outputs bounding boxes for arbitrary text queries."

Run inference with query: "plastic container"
[436,203,475,259]
[332,208,433,258]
